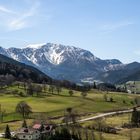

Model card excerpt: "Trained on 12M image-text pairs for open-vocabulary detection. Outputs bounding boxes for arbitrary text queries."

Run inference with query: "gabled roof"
[33,124,41,129]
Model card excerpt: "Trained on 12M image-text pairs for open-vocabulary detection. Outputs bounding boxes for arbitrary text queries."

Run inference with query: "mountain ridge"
[0,43,139,83]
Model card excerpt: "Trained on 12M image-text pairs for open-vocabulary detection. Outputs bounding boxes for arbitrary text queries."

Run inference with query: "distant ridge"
[0,43,139,84]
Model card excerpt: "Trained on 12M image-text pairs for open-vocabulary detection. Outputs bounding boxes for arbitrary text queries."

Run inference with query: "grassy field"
[0,85,138,118]
[105,113,140,140]
[80,113,140,140]
[0,84,140,139]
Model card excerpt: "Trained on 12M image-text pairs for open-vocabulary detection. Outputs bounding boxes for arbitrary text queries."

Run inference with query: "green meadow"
[0,85,138,120]
[0,84,140,139]
[81,113,140,140]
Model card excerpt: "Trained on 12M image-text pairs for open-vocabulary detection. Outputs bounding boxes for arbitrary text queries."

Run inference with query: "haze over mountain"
[0,43,140,84]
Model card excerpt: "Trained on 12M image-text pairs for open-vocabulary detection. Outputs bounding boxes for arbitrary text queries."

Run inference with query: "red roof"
[32,124,41,129]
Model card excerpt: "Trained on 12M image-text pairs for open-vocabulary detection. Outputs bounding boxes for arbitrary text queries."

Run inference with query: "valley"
[0,82,140,139]
[0,0,140,139]
[0,45,140,140]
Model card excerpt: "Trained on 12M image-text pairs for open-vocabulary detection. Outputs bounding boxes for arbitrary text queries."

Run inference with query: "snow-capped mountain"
[0,43,125,82]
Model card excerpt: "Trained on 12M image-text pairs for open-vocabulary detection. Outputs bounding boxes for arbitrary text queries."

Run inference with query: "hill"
[0,84,139,140]
[96,62,140,84]
[0,54,52,84]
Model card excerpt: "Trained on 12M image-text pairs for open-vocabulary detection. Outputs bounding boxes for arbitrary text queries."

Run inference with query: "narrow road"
[0,107,139,138]
[58,107,140,126]
[78,109,133,123]
[0,133,4,138]
[0,132,14,138]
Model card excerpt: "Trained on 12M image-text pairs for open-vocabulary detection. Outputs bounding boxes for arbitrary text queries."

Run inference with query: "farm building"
[14,128,40,140]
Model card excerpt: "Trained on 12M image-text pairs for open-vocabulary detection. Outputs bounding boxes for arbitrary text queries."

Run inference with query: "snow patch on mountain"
[26,43,46,49]
[9,53,19,60]
[44,49,65,65]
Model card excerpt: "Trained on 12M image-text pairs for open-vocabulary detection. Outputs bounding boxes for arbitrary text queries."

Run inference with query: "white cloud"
[9,20,27,31]
[0,5,15,14]
[8,1,40,31]
[0,1,40,31]
[101,21,134,32]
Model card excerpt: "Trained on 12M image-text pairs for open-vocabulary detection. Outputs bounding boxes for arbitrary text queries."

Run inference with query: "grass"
[105,113,140,140]
[105,113,131,127]
[0,88,136,114]
[0,85,138,121]
[0,84,139,139]
[81,113,140,140]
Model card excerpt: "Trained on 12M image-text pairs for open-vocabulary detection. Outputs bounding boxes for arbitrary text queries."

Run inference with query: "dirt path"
[58,107,140,126]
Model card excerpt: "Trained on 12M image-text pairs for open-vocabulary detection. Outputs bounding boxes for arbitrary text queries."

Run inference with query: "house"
[127,89,132,94]
[14,121,54,140]
[15,128,40,140]
[32,123,53,135]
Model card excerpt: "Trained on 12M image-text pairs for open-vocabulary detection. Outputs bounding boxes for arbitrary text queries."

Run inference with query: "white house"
[127,89,132,94]
[15,128,40,140]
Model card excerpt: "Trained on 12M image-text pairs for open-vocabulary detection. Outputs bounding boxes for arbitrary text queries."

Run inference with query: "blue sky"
[0,0,139,63]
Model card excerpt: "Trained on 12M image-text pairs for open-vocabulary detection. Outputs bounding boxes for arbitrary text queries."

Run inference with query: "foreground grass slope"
[0,83,140,139]
[0,85,137,118]
[82,113,140,140]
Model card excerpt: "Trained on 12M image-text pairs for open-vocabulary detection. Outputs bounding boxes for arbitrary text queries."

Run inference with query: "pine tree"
[5,125,11,139]
[124,84,127,92]
[93,82,97,89]
[22,119,27,128]
[40,123,44,132]
[131,107,139,126]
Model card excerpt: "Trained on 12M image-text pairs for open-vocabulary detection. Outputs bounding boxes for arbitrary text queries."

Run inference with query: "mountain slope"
[1,43,139,84]
[0,43,124,83]
[0,54,52,83]
[96,62,140,84]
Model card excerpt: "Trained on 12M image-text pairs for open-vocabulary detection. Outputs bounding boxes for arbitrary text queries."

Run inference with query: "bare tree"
[64,108,79,125]
[85,128,89,140]
[103,94,108,102]
[69,90,74,96]
[91,129,95,140]
[34,85,42,96]
[81,92,87,98]
[16,101,32,119]
[5,74,15,86]
[42,80,47,92]
[56,84,62,95]
[49,85,55,94]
